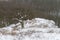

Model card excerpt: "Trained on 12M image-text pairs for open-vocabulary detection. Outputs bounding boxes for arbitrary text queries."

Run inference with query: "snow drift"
[0,18,60,40]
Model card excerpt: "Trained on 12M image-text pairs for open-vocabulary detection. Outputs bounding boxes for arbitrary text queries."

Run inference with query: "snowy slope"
[24,18,58,28]
[0,18,60,40]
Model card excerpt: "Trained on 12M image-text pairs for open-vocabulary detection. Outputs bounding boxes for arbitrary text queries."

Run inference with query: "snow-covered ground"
[0,18,60,40]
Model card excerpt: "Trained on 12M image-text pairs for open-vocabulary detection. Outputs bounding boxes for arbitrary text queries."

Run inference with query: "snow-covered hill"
[0,18,60,40]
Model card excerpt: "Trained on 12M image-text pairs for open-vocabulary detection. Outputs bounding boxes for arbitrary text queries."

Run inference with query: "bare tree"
[13,11,28,28]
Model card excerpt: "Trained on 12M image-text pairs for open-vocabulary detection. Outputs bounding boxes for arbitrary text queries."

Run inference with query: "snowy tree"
[13,10,28,28]
[12,7,34,28]
[13,14,27,28]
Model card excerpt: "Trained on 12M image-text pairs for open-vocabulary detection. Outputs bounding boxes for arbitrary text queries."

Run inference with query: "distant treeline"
[0,0,60,27]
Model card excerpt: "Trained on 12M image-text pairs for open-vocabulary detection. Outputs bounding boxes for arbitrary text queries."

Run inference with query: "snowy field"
[0,18,60,40]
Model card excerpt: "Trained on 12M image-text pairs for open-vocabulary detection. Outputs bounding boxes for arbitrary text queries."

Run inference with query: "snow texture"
[0,18,60,40]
